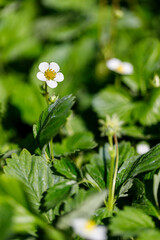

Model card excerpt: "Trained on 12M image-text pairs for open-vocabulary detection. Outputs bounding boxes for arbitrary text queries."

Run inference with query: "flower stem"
[108,135,115,211]
[108,134,119,211]
[49,138,54,161]
[112,134,119,199]
[44,82,49,104]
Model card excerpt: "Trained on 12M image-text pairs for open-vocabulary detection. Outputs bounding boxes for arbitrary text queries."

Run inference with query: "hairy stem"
[108,136,115,211]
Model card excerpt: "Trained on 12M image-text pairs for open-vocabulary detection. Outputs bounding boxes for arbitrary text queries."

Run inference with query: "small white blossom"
[106,58,133,75]
[71,218,107,240]
[136,142,150,155]
[37,62,64,88]
[152,74,160,88]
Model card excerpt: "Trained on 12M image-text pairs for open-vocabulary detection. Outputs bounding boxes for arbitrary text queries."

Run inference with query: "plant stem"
[49,138,54,161]
[44,82,49,104]
[110,135,119,210]
[43,83,54,162]
[107,134,119,211]
[108,135,115,211]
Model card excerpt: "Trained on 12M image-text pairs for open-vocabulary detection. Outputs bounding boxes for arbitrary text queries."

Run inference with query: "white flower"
[37,62,64,88]
[106,58,133,75]
[152,74,160,88]
[136,142,150,155]
[71,218,107,240]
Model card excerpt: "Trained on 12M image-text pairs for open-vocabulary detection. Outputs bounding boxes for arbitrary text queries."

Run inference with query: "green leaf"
[33,95,75,148]
[54,158,80,180]
[4,149,55,213]
[131,144,160,177]
[0,176,64,239]
[11,83,46,125]
[131,179,159,218]
[133,88,160,126]
[0,176,32,211]
[122,125,145,138]
[43,180,74,210]
[0,200,13,240]
[109,207,155,238]
[117,144,160,187]
[93,207,112,224]
[153,171,160,207]
[130,38,160,94]
[118,179,134,198]
[0,176,38,235]
[138,229,160,240]
[58,190,107,229]
[86,154,106,189]
[42,0,96,11]
[118,141,135,167]
[53,132,97,156]
[92,86,134,122]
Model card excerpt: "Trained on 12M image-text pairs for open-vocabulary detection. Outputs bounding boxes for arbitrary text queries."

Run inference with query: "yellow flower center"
[116,65,124,73]
[44,69,56,80]
[84,220,96,231]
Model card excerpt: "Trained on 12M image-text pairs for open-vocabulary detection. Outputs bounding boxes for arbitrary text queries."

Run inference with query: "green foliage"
[4,149,55,213]
[33,95,75,148]
[131,179,159,218]
[0,201,13,240]
[117,144,160,187]
[86,153,106,189]
[54,158,80,180]
[1,0,160,239]
[58,190,107,228]
[43,180,74,211]
[153,171,160,207]
[137,229,160,240]
[53,132,97,156]
[109,207,155,238]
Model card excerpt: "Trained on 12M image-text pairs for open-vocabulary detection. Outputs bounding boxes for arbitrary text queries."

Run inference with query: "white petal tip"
[47,80,58,88]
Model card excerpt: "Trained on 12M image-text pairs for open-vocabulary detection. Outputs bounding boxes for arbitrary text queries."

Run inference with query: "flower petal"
[50,62,60,72]
[37,72,46,81]
[91,226,107,240]
[106,58,122,71]
[46,80,58,88]
[123,62,133,75]
[54,72,64,82]
[136,142,150,155]
[39,62,49,72]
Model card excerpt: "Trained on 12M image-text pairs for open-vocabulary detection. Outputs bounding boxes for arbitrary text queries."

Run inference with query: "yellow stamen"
[85,220,96,231]
[116,65,124,73]
[44,69,56,80]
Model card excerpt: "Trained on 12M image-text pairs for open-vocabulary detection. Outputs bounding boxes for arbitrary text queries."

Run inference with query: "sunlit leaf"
[33,95,75,148]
